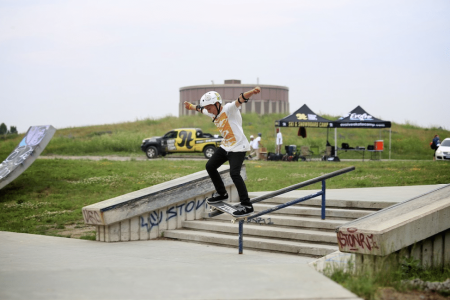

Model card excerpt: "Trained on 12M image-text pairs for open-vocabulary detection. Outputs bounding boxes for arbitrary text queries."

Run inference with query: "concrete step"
[163,192,390,257]
[182,220,338,244]
[251,195,396,210]
[253,203,372,219]
[164,230,338,256]
[207,213,348,230]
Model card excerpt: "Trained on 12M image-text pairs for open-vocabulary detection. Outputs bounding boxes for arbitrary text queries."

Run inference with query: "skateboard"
[208,201,253,223]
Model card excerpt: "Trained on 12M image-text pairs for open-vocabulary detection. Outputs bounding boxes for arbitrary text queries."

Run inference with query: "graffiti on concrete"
[337,227,379,252]
[83,210,102,224]
[141,211,163,232]
[246,217,274,225]
[0,125,55,186]
[140,198,207,233]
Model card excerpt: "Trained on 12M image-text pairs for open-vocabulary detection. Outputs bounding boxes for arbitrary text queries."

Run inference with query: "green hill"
[1,113,449,160]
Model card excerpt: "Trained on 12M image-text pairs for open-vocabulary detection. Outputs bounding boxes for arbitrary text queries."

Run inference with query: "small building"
[179,79,289,116]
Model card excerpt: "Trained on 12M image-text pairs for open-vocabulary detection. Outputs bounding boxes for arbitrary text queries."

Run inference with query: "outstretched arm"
[235,87,261,108]
[184,101,203,113]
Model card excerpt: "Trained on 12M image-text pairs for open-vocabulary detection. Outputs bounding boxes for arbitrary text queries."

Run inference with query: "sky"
[1,0,449,134]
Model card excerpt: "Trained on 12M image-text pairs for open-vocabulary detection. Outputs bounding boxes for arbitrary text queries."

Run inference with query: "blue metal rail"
[235,166,355,254]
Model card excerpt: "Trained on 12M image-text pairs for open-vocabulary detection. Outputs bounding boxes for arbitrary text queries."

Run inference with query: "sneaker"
[207,192,228,204]
[232,204,254,217]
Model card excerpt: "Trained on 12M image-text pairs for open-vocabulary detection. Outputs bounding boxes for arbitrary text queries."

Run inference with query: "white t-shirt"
[253,136,261,149]
[276,132,283,145]
[202,102,250,152]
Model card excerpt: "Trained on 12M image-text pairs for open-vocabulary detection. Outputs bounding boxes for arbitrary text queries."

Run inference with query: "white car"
[435,138,450,161]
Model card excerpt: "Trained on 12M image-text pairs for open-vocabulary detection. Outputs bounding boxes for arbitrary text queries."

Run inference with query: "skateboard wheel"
[231,219,236,224]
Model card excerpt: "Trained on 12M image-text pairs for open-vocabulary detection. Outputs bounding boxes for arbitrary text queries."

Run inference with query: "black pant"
[205,147,250,206]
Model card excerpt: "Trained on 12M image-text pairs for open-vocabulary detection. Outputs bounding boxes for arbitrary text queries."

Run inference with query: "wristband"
[240,93,249,103]
[189,104,195,110]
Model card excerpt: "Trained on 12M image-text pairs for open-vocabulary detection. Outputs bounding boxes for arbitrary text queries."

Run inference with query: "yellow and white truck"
[141,128,223,159]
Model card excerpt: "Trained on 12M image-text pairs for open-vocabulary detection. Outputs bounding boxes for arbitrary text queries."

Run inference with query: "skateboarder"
[184,87,261,217]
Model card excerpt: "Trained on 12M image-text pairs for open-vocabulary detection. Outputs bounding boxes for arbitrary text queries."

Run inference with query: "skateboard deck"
[208,201,253,223]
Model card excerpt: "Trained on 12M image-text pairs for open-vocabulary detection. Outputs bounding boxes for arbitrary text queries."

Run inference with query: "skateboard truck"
[231,217,248,224]
[208,201,252,224]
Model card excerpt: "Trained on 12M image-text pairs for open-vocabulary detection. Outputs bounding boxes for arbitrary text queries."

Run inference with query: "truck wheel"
[145,146,158,159]
[203,146,216,159]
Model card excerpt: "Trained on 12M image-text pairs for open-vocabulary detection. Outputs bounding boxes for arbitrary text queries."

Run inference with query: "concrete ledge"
[336,184,450,257]
[82,165,246,242]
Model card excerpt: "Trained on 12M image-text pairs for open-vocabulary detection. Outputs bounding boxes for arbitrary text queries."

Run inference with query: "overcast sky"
[1,0,449,134]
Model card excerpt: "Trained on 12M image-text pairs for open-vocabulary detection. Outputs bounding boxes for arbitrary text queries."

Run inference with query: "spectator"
[248,135,255,159]
[432,134,441,161]
[276,128,283,155]
[253,133,262,160]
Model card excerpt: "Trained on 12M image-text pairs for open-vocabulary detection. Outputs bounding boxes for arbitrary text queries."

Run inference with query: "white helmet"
[250,135,254,139]
[200,91,222,106]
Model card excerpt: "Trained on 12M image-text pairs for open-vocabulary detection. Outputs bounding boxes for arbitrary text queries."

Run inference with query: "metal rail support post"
[321,180,326,220]
[239,220,244,254]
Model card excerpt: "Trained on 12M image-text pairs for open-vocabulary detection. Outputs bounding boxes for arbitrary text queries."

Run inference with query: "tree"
[0,123,7,135]
[9,126,18,134]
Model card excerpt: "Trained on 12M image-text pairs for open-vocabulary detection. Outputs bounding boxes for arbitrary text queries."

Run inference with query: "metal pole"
[238,220,244,254]
[209,166,355,218]
[321,180,326,220]
[248,191,323,220]
[389,128,391,160]
[335,128,338,157]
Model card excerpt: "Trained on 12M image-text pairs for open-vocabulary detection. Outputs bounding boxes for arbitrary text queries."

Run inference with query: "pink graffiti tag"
[337,228,379,252]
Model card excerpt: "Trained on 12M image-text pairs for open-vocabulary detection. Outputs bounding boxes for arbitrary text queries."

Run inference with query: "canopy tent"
[274,104,334,158]
[331,106,392,159]
[332,105,391,129]
[275,104,332,128]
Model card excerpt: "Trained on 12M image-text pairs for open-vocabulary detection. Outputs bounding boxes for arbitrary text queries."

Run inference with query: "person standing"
[432,134,441,161]
[253,133,262,160]
[276,128,283,155]
[183,87,261,217]
[248,135,255,159]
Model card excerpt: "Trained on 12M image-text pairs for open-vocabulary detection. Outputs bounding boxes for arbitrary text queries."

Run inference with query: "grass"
[0,159,204,237]
[325,256,450,300]
[1,159,449,238]
[1,113,449,159]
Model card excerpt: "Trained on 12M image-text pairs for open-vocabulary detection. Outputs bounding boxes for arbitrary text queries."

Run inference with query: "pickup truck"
[141,128,223,159]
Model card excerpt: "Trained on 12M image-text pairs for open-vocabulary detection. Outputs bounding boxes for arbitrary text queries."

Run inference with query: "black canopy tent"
[274,104,334,157]
[331,105,392,159]
[275,104,333,128]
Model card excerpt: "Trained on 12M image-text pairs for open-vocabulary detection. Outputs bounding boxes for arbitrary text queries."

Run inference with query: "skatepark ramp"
[336,184,450,268]
[82,165,245,242]
[165,182,446,257]
[165,166,396,257]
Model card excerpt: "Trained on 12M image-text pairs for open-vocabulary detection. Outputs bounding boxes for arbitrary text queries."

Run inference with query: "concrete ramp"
[83,165,245,242]
[0,125,56,190]
[336,184,450,266]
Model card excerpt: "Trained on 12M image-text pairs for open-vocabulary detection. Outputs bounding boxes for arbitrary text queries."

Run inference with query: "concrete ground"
[0,231,361,300]
[1,185,445,300]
